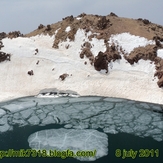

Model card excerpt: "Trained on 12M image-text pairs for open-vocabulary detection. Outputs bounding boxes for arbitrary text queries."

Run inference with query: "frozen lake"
[0,96,163,163]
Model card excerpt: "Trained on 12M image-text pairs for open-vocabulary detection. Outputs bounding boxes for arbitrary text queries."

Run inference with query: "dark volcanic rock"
[45,25,51,31]
[97,16,109,30]
[0,52,11,62]
[109,12,118,17]
[143,19,150,25]
[27,70,34,76]
[0,41,4,50]
[38,24,44,30]
[7,31,23,39]
[59,73,69,81]
[62,15,74,22]
[104,43,121,62]
[94,51,108,73]
[0,32,7,40]
[157,77,163,87]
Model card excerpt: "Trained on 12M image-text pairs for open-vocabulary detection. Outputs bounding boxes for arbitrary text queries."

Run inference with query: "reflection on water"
[0,96,163,163]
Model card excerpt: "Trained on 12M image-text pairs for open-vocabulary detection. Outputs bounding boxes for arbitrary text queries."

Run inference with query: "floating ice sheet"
[28,128,108,161]
[0,96,163,142]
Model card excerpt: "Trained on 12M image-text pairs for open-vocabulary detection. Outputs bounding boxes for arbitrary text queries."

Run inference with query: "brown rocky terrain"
[4,13,163,87]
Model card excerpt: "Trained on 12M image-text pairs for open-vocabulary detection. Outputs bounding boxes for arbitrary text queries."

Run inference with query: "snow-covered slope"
[0,30,163,104]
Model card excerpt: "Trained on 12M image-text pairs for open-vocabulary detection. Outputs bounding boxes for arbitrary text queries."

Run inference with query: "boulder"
[59,73,69,81]
[27,70,34,76]
[109,12,118,17]
[97,16,109,30]
[94,51,108,73]
[0,52,10,62]
[38,24,44,30]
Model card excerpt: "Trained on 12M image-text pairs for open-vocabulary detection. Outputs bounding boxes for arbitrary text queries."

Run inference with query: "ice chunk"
[41,116,57,126]
[136,114,152,125]
[2,104,25,113]
[0,117,12,132]
[103,126,118,134]
[28,128,108,161]
[0,109,6,116]
[20,109,34,119]
[27,115,40,125]
[64,124,73,128]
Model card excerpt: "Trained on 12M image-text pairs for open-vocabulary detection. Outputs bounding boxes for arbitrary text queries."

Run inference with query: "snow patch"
[109,33,155,53]
[65,26,71,32]
[76,17,82,20]
[157,49,163,59]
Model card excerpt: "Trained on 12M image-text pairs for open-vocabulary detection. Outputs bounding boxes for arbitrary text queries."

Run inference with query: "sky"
[0,0,163,34]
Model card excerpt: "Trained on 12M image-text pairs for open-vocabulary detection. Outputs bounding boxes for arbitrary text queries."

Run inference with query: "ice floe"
[28,128,108,161]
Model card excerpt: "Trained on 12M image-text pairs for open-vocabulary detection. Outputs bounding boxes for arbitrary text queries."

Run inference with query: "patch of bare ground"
[80,42,94,65]
[123,37,163,87]
[26,12,163,44]
[124,45,158,64]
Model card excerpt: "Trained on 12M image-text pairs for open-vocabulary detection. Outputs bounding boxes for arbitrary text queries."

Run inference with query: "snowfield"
[0,30,163,104]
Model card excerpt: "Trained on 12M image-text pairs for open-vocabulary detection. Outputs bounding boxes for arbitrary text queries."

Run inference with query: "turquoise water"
[0,96,163,163]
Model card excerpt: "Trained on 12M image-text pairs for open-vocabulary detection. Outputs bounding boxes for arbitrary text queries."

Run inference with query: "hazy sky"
[0,0,163,34]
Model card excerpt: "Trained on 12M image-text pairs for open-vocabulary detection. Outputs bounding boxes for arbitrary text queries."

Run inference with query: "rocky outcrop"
[80,48,94,65]
[154,57,163,87]
[124,45,157,64]
[94,51,109,73]
[80,42,94,65]
[0,52,11,62]
[0,32,6,40]
[62,15,74,22]
[38,24,44,30]
[45,25,51,31]
[59,73,69,81]
[104,42,121,62]
[0,40,4,50]
[109,12,118,17]
[97,16,110,30]
[77,13,86,18]
[138,18,151,25]
[7,31,23,39]
[27,70,34,76]
[153,36,163,48]
[34,48,39,55]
